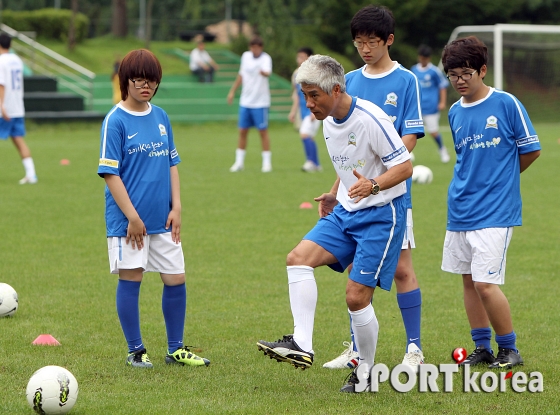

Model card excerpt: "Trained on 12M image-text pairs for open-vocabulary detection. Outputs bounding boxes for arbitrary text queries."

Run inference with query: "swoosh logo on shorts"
[360,270,375,275]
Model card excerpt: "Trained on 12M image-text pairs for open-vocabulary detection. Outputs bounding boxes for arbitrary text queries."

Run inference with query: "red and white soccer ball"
[412,165,434,184]
[0,282,18,317]
[26,366,79,414]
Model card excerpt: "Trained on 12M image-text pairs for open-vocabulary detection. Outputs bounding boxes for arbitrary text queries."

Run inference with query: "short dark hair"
[118,49,162,101]
[350,5,395,44]
[417,44,432,57]
[0,33,12,49]
[442,36,488,74]
[297,47,313,57]
[249,36,264,47]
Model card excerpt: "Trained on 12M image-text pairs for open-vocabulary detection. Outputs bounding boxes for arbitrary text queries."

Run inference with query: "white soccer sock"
[261,151,271,165]
[22,157,36,178]
[287,265,316,354]
[350,304,378,369]
[235,148,246,165]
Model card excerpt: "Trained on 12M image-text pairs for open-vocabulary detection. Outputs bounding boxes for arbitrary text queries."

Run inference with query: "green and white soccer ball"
[26,366,79,414]
[0,282,18,317]
[412,165,433,184]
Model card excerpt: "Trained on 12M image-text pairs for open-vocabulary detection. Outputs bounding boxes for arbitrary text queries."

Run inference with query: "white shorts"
[299,115,321,137]
[441,227,513,284]
[422,113,440,134]
[107,233,185,275]
[401,209,415,250]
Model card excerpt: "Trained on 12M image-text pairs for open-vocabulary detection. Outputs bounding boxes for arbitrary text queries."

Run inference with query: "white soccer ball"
[412,165,433,184]
[0,283,18,317]
[26,366,79,415]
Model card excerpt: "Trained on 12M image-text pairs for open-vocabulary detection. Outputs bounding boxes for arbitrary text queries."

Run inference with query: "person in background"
[190,38,219,83]
[0,33,37,184]
[288,47,322,172]
[411,44,450,163]
[227,36,272,173]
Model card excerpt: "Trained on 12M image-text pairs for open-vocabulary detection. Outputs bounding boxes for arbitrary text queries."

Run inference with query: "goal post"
[441,24,560,122]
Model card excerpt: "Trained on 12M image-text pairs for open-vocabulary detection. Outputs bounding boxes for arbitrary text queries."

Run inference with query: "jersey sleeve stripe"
[355,104,397,151]
[101,105,120,159]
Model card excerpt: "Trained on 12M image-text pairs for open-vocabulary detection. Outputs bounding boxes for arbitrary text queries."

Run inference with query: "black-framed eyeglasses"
[353,39,381,49]
[446,71,477,82]
[130,78,158,90]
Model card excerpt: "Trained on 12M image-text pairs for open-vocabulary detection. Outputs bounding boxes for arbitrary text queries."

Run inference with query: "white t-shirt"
[239,51,272,108]
[0,52,25,118]
[189,48,212,71]
[323,97,410,212]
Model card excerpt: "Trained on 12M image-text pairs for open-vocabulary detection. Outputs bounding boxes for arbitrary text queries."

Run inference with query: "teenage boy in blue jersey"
[411,44,450,163]
[323,5,425,371]
[441,36,540,368]
[98,49,210,369]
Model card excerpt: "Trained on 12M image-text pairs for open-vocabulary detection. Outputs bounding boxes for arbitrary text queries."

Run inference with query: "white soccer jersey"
[324,97,410,212]
[98,103,180,237]
[345,62,424,210]
[0,52,25,117]
[239,51,272,108]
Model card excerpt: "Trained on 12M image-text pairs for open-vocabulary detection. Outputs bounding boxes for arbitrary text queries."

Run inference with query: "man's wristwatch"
[369,179,380,195]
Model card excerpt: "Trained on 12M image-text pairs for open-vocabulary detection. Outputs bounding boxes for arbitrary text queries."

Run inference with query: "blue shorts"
[0,117,25,139]
[304,196,406,290]
[238,107,269,130]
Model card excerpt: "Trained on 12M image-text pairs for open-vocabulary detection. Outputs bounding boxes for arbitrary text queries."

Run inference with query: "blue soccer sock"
[397,288,422,351]
[301,137,313,162]
[433,134,444,149]
[307,138,320,166]
[471,327,492,353]
[495,331,517,352]
[162,283,186,354]
[116,279,143,353]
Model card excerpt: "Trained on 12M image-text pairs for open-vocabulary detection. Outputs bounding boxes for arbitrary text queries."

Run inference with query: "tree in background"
[111,0,127,38]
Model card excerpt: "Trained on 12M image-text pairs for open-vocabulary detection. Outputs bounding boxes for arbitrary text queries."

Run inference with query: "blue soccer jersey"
[447,88,541,231]
[345,62,424,209]
[98,103,181,237]
[411,62,449,116]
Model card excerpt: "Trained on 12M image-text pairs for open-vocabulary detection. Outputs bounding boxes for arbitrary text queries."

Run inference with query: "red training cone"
[32,334,61,346]
[299,202,313,209]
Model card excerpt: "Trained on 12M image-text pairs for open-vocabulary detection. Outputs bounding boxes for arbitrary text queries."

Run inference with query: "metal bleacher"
[1,24,105,122]
[138,47,293,123]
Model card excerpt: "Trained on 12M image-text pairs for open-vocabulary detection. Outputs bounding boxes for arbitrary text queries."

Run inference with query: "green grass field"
[0,120,559,414]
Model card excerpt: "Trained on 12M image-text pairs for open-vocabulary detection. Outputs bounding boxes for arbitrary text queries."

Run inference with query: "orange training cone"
[299,202,313,209]
[32,334,61,346]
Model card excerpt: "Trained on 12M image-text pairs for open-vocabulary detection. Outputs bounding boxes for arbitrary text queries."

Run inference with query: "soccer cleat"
[301,160,318,173]
[261,162,272,173]
[229,162,244,172]
[126,348,154,368]
[257,334,313,370]
[340,368,370,393]
[401,342,424,371]
[488,347,523,369]
[439,146,450,163]
[165,346,210,367]
[322,341,359,369]
[460,346,495,366]
[19,176,38,184]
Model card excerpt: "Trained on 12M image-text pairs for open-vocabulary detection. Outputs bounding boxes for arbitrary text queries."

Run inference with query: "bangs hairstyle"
[442,36,488,74]
[295,54,346,95]
[351,5,395,43]
[118,49,163,101]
